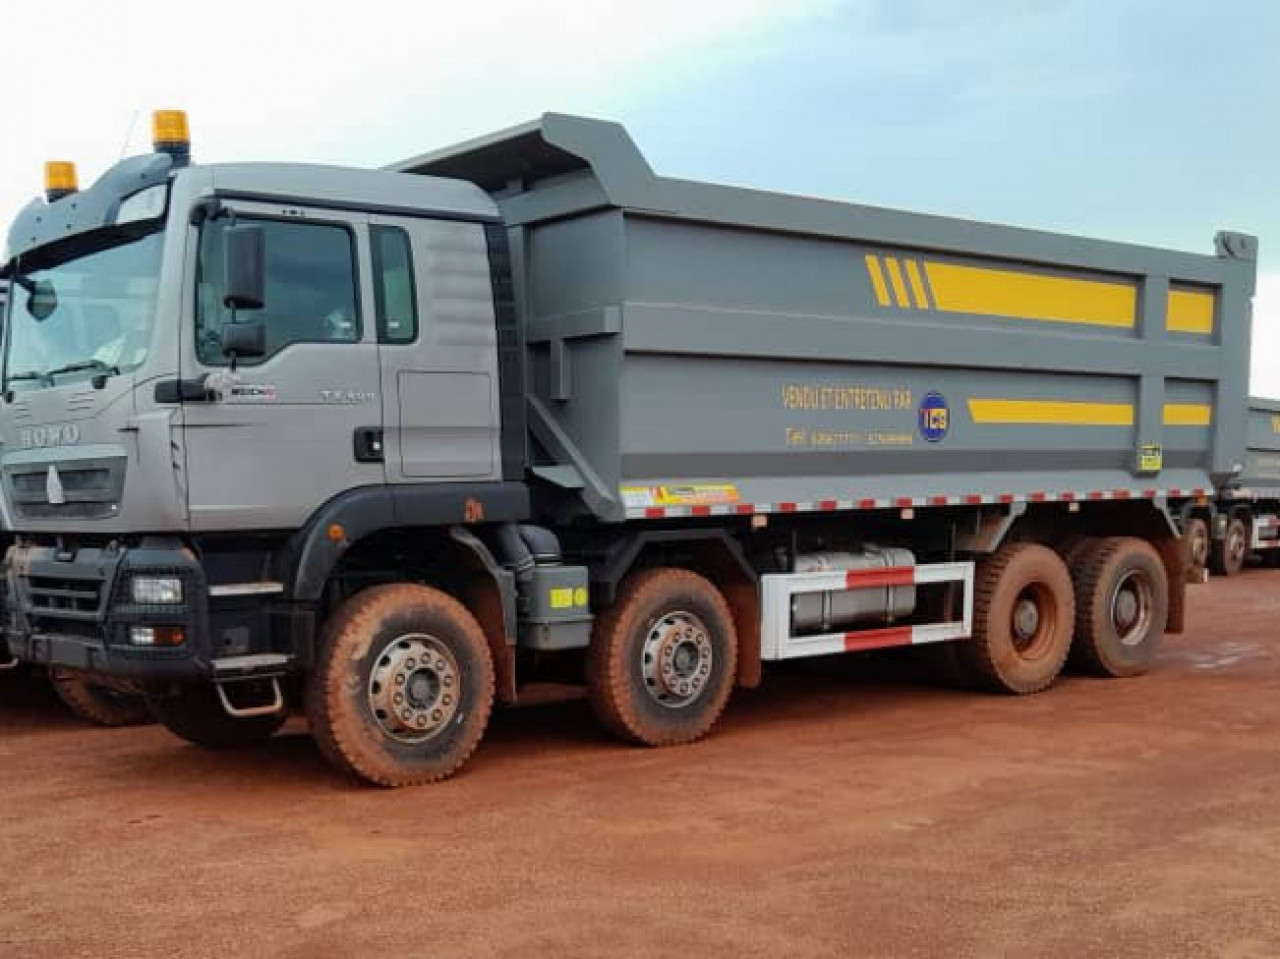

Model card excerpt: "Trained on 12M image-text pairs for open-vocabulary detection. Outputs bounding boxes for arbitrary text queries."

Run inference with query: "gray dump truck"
[0,112,1257,785]
[1181,397,1280,575]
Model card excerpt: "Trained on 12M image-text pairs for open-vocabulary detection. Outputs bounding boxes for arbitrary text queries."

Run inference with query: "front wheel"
[1183,517,1210,578]
[306,584,495,787]
[50,669,151,727]
[587,568,738,746]
[147,682,286,747]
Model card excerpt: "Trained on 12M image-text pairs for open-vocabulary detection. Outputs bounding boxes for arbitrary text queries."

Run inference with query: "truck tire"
[148,682,287,747]
[1183,518,1210,577]
[1069,537,1167,678]
[1210,516,1248,577]
[306,584,494,787]
[958,543,1074,695]
[587,568,738,746]
[49,669,151,727]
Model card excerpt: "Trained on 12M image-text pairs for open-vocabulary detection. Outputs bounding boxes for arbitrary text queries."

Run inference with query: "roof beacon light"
[152,109,190,166]
[44,161,78,203]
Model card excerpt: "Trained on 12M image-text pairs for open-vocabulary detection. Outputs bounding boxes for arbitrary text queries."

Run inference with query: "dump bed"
[1238,398,1280,498]
[397,115,1258,523]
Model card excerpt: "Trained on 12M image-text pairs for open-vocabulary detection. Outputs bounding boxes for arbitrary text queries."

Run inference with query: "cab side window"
[196,218,360,365]
[371,225,418,344]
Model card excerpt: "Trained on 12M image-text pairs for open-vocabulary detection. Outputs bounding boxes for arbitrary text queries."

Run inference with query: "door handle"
[354,427,384,463]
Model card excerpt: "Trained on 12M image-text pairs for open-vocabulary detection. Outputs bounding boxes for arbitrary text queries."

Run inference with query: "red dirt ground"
[2,571,1280,958]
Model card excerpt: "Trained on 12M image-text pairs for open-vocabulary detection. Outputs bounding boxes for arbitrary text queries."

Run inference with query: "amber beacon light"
[44,161,78,202]
[152,109,191,165]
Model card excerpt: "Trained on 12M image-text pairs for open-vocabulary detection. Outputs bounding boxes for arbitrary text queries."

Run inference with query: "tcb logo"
[918,392,950,443]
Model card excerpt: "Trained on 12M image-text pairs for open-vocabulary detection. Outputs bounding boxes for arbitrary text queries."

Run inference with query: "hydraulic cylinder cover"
[791,548,915,632]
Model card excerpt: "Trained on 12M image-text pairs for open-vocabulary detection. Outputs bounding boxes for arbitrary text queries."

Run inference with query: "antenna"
[118,109,140,159]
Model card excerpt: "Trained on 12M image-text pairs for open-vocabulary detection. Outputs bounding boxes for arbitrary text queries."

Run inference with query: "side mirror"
[222,224,265,310]
[221,320,266,359]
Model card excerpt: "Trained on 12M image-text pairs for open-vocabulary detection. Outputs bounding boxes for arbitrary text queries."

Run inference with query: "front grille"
[3,454,126,521]
[28,574,104,621]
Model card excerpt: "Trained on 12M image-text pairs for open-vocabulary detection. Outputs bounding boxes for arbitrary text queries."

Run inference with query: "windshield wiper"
[43,359,121,382]
[7,369,51,385]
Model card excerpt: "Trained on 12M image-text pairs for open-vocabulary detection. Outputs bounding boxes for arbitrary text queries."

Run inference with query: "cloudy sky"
[4,0,1278,393]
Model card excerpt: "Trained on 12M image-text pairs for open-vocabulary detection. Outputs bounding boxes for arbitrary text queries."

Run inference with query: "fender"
[282,482,530,602]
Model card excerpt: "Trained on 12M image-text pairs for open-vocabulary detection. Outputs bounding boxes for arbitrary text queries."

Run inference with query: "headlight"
[115,184,168,224]
[131,575,183,605]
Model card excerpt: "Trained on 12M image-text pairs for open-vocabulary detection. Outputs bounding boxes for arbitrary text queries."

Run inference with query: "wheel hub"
[1110,571,1153,647]
[640,611,714,709]
[1013,597,1041,642]
[368,634,460,744]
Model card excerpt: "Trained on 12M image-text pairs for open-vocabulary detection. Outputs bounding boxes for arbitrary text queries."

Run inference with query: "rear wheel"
[587,568,738,746]
[147,682,286,747]
[1182,518,1210,578]
[49,669,151,727]
[958,542,1075,695]
[1070,537,1167,678]
[307,584,494,787]
[1210,516,1248,577]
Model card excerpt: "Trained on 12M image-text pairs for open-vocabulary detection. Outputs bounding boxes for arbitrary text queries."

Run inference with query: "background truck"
[0,112,1257,785]
[1181,397,1280,575]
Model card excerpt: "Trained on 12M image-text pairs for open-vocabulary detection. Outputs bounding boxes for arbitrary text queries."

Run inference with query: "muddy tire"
[307,584,494,787]
[1183,518,1210,578]
[1210,516,1248,577]
[587,568,738,746]
[1069,537,1167,678]
[958,542,1075,695]
[148,682,286,747]
[1057,535,1101,571]
[50,670,151,727]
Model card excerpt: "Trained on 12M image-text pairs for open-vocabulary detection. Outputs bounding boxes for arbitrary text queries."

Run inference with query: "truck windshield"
[4,229,164,389]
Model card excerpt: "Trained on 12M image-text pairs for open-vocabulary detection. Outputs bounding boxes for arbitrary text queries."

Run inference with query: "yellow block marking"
[905,259,930,309]
[1166,288,1215,335]
[925,261,1136,328]
[550,588,575,610]
[1163,403,1212,426]
[884,257,911,308]
[968,399,1135,426]
[864,255,891,307]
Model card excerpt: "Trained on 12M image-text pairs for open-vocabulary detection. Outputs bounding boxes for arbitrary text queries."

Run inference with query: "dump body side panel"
[1238,398,1280,497]
[399,115,1257,526]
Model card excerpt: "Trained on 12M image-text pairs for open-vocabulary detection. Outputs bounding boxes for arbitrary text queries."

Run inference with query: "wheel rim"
[640,610,714,708]
[368,634,460,744]
[1009,583,1056,660]
[1190,526,1209,567]
[1109,570,1154,648]
[1229,525,1247,565]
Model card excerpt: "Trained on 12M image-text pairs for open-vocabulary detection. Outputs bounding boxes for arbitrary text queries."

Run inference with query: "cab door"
[180,202,385,531]
[368,215,501,484]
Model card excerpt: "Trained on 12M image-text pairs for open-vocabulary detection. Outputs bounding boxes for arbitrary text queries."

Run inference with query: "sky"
[3,0,1278,394]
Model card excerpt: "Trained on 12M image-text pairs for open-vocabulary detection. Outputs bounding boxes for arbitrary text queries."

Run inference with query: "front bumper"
[2,542,306,681]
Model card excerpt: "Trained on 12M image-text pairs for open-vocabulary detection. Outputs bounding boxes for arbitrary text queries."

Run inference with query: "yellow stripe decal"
[968,399,1135,426]
[1166,288,1215,335]
[884,257,911,308]
[925,261,1136,328]
[905,259,930,309]
[1163,403,1212,426]
[864,255,891,307]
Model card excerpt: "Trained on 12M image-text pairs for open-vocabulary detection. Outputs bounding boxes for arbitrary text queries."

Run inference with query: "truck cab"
[1,114,531,717]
